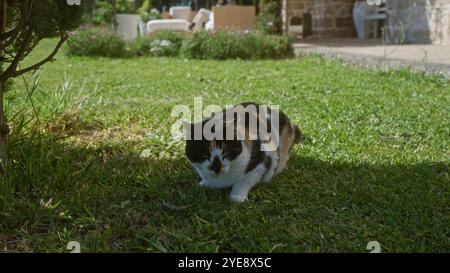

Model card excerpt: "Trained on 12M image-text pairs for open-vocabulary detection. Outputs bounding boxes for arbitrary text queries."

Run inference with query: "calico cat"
[184,102,302,203]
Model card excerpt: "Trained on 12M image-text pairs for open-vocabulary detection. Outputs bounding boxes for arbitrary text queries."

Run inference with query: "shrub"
[138,0,161,22]
[244,31,293,59]
[90,1,114,26]
[181,31,249,60]
[67,28,291,60]
[67,28,128,58]
[181,30,292,60]
[256,0,283,34]
[117,0,135,14]
[130,30,188,57]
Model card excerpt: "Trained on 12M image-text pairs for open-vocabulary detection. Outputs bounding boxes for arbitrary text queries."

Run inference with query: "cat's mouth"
[210,169,225,177]
[209,166,229,177]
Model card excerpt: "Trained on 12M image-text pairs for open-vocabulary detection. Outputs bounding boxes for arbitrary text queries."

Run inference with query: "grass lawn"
[0,39,449,253]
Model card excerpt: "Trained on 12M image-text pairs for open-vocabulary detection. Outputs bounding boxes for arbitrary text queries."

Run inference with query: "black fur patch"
[185,138,210,163]
[209,156,222,174]
[220,140,242,161]
[185,120,243,163]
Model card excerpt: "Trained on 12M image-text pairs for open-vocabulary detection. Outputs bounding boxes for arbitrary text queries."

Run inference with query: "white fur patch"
[193,142,251,189]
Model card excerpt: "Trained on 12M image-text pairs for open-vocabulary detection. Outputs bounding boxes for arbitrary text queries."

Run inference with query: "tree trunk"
[110,0,117,30]
[87,0,95,21]
[0,1,8,175]
[0,83,8,175]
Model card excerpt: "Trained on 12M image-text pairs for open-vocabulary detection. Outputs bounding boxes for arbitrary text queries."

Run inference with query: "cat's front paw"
[230,194,248,203]
[199,180,207,187]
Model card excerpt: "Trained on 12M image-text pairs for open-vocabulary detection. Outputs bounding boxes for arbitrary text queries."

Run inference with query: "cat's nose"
[209,156,222,175]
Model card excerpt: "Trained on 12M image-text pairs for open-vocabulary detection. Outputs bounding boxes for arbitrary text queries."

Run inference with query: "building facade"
[282,0,450,45]
[385,0,450,45]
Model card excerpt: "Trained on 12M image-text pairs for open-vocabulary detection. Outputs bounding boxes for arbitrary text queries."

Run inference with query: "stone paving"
[294,38,450,78]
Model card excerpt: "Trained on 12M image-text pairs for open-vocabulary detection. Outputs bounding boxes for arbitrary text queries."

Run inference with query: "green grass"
[0,39,449,252]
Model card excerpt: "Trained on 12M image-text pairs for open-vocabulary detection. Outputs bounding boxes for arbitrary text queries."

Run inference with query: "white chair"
[191,8,211,32]
[146,6,193,34]
[288,16,303,38]
[169,6,192,20]
[147,19,191,33]
[363,2,387,38]
[146,8,211,34]
[353,0,387,39]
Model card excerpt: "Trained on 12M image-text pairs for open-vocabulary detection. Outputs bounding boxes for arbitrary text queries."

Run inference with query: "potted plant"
[114,0,140,41]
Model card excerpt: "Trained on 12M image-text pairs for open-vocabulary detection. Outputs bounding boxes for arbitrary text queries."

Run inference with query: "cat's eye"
[222,152,230,159]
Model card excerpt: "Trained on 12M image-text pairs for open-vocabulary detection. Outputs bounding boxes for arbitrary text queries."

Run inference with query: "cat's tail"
[293,124,304,144]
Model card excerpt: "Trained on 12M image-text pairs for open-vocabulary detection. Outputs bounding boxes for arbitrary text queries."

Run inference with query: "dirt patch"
[43,112,102,137]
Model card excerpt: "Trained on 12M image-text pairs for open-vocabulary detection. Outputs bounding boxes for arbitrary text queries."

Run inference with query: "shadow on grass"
[0,133,448,252]
[287,153,448,210]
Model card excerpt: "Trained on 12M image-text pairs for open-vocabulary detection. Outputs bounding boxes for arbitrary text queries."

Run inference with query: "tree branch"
[0,0,34,47]
[0,29,16,42]
[0,26,34,82]
[11,34,68,78]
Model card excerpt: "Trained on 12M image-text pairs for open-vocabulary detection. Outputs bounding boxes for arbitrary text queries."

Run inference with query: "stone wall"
[282,0,450,44]
[386,0,450,45]
[310,0,355,37]
[282,0,312,33]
